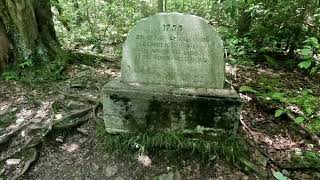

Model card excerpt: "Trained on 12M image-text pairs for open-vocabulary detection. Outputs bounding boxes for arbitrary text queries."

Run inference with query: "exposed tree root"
[0,123,29,145]
[54,90,98,105]
[0,93,99,178]
[0,138,34,162]
[53,107,93,130]
[286,112,320,148]
[12,148,38,180]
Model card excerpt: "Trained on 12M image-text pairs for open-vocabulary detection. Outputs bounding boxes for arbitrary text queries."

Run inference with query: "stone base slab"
[101,79,242,135]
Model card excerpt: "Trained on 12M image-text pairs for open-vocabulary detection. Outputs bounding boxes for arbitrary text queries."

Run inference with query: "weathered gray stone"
[101,78,241,135]
[121,13,225,89]
[5,159,21,165]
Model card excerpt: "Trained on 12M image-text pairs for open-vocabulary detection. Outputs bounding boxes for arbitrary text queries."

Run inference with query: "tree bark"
[237,0,251,37]
[158,0,164,13]
[0,0,59,70]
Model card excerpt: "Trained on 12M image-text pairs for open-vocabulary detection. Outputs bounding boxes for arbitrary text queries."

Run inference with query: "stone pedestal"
[101,79,242,136]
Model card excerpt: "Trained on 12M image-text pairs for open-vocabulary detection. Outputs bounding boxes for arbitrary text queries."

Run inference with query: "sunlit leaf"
[272,170,288,180]
[309,37,319,47]
[270,92,286,102]
[305,107,314,116]
[271,92,285,99]
[275,109,285,118]
[298,60,312,69]
[295,117,305,124]
[301,48,311,56]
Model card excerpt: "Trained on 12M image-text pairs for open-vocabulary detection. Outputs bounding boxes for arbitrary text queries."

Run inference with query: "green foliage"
[294,116,305,124]
[244,76,320,129]
[55,0,154,55]
[2,70,19,81]
[275,109,285,118]
[18,59,33,69]
[51,0,320,69]
[298,37,320,73]
[292,151,320,170]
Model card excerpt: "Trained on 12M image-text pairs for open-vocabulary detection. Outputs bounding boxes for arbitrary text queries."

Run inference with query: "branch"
[286,112,320,147]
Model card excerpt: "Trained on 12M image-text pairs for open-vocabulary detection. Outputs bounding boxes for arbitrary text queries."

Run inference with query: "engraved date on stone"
[163,24,183,31]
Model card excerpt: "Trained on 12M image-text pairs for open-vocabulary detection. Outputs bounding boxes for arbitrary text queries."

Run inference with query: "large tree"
[0,0,59,70]
[158,0,167,13]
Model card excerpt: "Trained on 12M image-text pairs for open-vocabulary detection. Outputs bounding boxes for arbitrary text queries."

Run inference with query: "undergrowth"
[96,119,250,169]
[292,151,320,170]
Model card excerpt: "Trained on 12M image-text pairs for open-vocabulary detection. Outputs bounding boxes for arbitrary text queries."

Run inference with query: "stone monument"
[101,13,242,136]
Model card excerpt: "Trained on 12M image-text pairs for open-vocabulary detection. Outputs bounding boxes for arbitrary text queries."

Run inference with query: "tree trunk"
[164,0,167,12]
[0,0,59,71]
[237,0,251,37]
[158,0,164,13]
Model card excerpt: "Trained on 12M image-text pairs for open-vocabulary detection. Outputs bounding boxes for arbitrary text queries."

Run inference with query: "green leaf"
[298,60,312,69]
[272,170,288,180]
[305,107,314,116]
[275,110,285,118]
[271,92,285,99]
[239,86,258,94]
[309,37,319,47]
[270,92,286,102]
[310,66,318,74]
[301,48,311,56]
[295,117,305,124]
[302,89,313,96]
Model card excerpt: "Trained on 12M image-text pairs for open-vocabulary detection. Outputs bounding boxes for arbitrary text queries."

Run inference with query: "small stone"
[5,159,21,165]
[282,169,290,177]
[15,117,24,124]
[55,114,63,120]
[92,163,99,171]
[21,130,26,137]
[105,165,118,177]
[137,154,152,167]
[294,148,302,155]
[55,136,64,143]
[115,176,124,180]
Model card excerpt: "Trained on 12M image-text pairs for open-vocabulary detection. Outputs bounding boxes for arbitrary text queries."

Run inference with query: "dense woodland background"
[0,0,320,179]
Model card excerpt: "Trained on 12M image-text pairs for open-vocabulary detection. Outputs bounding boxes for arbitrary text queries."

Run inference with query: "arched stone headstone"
[121,13,225,88]
[101,13,241,136]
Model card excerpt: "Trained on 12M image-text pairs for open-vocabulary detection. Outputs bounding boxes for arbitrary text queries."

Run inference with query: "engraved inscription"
[121,13,225,88]
[163,24,183,31]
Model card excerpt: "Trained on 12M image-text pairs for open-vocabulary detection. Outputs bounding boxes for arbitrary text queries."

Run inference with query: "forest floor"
[1,54,320,179]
